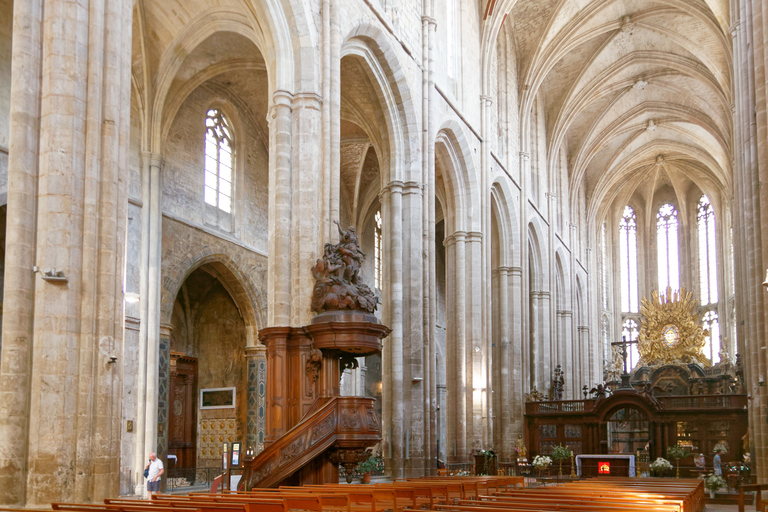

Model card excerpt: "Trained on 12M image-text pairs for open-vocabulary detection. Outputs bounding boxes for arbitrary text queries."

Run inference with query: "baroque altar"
[524,287,748,478]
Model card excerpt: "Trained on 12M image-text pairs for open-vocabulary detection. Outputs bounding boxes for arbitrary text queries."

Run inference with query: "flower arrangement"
[649,457,673,475]
[551,445,571,476]
[476,449,496,476]
[704,472,725,492]
[666,445,691,478]
[532,455,552,469]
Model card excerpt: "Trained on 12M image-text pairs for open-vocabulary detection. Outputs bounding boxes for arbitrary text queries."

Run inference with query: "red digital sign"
[598,461,611,474]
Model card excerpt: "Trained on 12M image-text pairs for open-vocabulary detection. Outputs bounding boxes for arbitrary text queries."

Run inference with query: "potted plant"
[551,445,571,477]
[649,457,673,477]
[704,472,725,499]
[476,449,497,475]
[532,455,552,479]
[666,445,691,478]
[357,454,382,484]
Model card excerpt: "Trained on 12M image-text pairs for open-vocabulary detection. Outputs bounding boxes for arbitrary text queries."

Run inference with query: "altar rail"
[526,394,746,415]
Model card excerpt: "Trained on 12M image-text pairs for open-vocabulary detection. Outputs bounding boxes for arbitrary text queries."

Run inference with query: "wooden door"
[169,354,198,470]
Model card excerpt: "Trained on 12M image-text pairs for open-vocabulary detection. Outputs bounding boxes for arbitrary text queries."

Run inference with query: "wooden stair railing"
[239,395,380,488]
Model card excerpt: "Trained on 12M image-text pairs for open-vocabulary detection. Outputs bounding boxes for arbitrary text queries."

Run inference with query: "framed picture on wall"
[200,387,236,409]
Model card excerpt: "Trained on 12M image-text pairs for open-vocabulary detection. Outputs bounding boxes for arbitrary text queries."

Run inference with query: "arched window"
[374,211,382,290]
[657,203,679,293]
[204,108,234,214]
[601,222,608,310]
[697,195,718,305]
[621,318,640,370]
[619,206,638,313]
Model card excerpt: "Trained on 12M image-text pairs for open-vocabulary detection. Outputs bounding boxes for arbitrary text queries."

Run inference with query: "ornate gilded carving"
[637,287,710,366]
[311,222,378,314]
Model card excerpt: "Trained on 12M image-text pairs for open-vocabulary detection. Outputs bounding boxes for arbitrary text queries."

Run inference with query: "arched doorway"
[169,265,248,472]
[604,405,650,455]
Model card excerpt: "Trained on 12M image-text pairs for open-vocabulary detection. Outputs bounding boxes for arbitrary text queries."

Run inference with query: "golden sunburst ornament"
[637,286,710,367]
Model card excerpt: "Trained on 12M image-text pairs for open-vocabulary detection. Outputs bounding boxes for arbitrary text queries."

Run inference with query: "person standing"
[146,452,164,497]
[713,449,722,476]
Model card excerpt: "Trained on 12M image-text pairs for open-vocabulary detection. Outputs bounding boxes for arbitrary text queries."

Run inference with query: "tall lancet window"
[619,206,639,313]
[204,108,234,214]
[374,211,382,290]
[621,318,640,370]
[657,203,680,293]
[702,310,720,364]
[697,195,718,305]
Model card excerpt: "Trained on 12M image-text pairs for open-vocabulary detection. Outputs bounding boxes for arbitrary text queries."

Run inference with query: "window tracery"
[657,203,680,293]
[204,108,234,214]
[619,206,638,313]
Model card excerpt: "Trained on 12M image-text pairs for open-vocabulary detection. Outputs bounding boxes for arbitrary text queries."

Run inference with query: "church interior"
[0,0,767,509]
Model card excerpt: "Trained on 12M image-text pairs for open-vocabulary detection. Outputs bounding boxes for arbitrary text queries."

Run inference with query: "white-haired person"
[145,452,164,497]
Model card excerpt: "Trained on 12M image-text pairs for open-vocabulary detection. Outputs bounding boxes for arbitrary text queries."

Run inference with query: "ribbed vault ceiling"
[499,0,731,222]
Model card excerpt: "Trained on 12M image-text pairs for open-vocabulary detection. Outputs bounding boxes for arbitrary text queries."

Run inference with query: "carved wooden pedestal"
[241,311,390,488]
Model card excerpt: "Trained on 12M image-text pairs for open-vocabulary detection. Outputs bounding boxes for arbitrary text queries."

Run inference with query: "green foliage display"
[551,445,571,461]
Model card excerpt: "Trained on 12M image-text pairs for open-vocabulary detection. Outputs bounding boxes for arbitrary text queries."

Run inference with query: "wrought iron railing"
[165,467,220,492]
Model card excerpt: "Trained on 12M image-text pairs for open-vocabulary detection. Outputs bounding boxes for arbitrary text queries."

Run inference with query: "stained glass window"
[619,206,638,313]
[204,109,233,213]
[657,203,679,293]
[697,195,718,305]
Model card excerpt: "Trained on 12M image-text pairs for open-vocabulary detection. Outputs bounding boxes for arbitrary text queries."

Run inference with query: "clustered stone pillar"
[732,0,768,483]
[0,0,133,505]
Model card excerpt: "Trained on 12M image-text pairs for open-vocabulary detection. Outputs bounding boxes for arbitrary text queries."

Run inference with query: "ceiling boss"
[637,287,710,367]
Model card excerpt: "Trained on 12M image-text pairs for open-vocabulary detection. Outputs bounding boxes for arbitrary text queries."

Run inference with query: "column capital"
[292,92,322,111]
[245,344,267,358]
[509,266,523,276]
[381,180,405,198]
[466,231,483,243]
[402,181,423,195]
[141,151,164,169]
[578,326,590,333]
[422,16,437,27]
[519,151,530,160]
[443,230,467,247]
[160,322,173,338]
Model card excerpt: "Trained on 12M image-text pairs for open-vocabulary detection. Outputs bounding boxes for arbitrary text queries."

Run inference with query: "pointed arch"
[436,121,480,234]
[342,22,420,184]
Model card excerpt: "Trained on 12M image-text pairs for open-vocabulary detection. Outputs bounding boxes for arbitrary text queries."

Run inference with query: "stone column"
[267,91,293,327]
[0,0,43,504]
[509,266,524,428]
[494,267,512,459]
[141,152,163,498]
[467,231,485,450]
[443,231,467,463]
[578,326,590,392]
[380,181,404,477]
[0,0,133,504]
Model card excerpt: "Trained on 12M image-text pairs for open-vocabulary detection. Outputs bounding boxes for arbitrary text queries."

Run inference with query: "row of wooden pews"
[1,475,703,512]
[410,477,704,512]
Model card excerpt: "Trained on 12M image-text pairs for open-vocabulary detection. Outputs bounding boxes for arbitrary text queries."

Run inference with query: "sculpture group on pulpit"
[311,222,378,314]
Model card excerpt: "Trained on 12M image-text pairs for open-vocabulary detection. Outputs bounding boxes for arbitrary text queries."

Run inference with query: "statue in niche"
[311,221,379,314]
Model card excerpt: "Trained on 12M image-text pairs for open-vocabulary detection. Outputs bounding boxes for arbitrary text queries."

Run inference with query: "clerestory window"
[204,108,234,215]
[619,206,638,313]
[657,203,680,294]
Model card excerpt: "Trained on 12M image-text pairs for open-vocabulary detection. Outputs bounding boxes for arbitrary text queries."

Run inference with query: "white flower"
[532,455,552,468]
[649,457,673,471]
